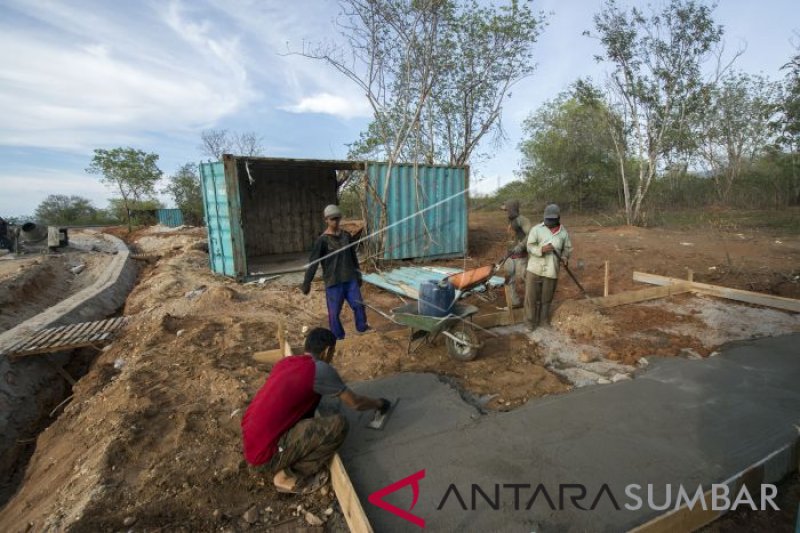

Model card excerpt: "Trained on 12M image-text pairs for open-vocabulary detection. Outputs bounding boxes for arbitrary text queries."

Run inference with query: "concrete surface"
[328,334,800,532]
[0,232,137,501]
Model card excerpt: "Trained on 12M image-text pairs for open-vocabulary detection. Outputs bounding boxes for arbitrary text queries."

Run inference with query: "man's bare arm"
[339,389,385,411]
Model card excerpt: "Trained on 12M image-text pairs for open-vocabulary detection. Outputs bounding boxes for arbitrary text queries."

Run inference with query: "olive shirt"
[509,214,533,257]
[526,223,573,279]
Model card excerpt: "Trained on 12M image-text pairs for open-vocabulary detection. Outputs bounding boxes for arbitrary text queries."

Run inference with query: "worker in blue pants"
[301,204,371,340]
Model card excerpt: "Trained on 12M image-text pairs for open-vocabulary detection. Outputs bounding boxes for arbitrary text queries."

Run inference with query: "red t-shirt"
[241,355,319,466]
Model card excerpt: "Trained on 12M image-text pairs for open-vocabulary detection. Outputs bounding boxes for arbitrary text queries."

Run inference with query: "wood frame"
[633,271,800,313]
[589,284,692,308]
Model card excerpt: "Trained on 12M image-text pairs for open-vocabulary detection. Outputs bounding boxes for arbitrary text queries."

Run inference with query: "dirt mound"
[0,247,340,531]
[0,251,109,333]
[552,300,615,339]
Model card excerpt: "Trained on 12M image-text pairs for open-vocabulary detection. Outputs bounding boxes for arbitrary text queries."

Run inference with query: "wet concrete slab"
[328,334,800,532]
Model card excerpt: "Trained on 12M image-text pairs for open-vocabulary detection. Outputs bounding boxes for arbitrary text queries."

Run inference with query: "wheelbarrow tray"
[391,302,479,335]
[446,265,495,292]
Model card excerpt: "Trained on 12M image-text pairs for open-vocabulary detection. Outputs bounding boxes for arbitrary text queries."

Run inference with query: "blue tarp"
[363,265,504,300]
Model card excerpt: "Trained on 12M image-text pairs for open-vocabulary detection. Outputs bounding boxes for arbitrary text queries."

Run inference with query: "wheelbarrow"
[391,302,481,361]
[365,255,510,361]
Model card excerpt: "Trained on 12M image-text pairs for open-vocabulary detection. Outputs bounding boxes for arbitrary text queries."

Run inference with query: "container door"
[199,161,237,276]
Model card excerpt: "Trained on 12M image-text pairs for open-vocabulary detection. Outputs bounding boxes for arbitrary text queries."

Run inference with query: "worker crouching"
[241,328,389,494]
[524,204,573,330]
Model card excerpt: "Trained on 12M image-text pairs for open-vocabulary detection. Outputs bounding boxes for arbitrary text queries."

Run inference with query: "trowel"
[366,398,399,430]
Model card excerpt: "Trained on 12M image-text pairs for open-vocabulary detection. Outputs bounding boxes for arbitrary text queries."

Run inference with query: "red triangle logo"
[368,469,426,528]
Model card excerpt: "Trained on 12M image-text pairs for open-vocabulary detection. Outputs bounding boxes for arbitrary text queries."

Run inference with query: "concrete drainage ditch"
[0,232,137,505]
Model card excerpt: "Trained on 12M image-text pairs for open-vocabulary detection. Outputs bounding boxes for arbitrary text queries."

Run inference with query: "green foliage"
[33,195,115,226]
[518,82,621,211]
[774,49,800,151]
[163,163,204,225]
[86,147,163,231]
[695,71,778,203]
[108,198,163,227]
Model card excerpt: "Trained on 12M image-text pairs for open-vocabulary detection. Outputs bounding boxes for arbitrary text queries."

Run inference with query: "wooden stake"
[277,318,286,355]
[687,268,694,282]
[504,284,515,323]
[603,260,610,297]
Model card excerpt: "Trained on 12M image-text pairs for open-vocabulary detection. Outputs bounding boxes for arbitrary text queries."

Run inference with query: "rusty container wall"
[235,159,337,258]
[365,163,468,260]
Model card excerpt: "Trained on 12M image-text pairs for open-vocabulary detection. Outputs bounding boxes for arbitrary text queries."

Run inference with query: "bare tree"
[296,0,446,254]
[200,129,232,160]
[200,129,264,159]
[232,131,265,157]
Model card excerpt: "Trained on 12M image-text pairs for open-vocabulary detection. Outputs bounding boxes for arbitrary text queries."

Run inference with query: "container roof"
[223,154,365,171]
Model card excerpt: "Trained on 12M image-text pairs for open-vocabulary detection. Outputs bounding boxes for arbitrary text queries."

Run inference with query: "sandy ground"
[0,236,114,333]
[0,213,798,531]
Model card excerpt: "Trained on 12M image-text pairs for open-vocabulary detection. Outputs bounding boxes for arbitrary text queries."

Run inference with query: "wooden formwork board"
[633,271,800,313]
[1,316,128,358]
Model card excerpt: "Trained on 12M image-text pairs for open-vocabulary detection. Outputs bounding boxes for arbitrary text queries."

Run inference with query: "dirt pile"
[0,228,343,532]
[552,300,615,339]
[0,246,111,333]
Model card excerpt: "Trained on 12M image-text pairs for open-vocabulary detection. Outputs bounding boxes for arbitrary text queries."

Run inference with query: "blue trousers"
[325,279,368,340]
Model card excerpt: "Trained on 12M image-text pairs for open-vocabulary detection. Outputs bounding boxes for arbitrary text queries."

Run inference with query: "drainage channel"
[0,231,137,509]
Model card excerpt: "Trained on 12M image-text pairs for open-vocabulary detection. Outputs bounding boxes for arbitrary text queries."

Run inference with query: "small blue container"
[418,279,456,317]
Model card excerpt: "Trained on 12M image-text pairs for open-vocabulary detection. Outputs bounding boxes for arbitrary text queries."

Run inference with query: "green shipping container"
[200,155,468,279]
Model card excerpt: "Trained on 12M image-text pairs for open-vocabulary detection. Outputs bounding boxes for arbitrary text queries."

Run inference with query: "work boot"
[539,303,551,327]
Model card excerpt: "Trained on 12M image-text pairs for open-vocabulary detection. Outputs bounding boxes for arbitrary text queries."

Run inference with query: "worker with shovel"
[525,204,573,330]
[302,204,370,340]
[242,327,390,494]
[501,199,532,308]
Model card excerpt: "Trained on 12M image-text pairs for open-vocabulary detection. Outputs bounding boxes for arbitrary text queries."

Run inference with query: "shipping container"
[365,163,468,260]
[200,156,354,278]
[199,155,468,280]
[156,208,184,227]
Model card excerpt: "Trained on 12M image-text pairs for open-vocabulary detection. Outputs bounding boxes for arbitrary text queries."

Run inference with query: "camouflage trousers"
[262,414,349,479]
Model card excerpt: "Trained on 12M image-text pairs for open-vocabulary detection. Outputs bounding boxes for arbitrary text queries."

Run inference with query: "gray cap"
[323,204,342,218]
[543,204,560,219]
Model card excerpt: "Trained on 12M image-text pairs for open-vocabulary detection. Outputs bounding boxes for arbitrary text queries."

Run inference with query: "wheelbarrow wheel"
[446,327,479,361]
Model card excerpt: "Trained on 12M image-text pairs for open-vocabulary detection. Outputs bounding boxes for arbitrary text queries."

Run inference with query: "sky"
[0,0,797,217]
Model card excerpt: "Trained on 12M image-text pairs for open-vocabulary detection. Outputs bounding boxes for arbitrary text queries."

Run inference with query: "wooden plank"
[589,284,692,308]
[473,308,524,329]
[503,285,514,324]
[330,453,374,533]
[59,321,95,346]
[25,325,68,350]
[603,260,610,297]
[633,271,800,313]
[44,324,78,348]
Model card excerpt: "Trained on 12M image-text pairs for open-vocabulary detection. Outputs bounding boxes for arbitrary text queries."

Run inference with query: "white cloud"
[0,0,256,151]
[0,170,112,217]
[281,93,371,119]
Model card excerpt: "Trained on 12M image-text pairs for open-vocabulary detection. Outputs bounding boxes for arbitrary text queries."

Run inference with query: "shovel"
[552,248,590,299]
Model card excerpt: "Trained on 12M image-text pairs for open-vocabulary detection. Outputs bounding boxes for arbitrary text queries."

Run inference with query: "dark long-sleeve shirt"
[303,231,360,289]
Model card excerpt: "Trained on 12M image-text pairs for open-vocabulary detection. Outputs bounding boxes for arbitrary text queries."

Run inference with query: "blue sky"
[0,0,797,217]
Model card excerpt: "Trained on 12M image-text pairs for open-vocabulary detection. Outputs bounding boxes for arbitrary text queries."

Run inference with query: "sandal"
[275,469,329,495]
